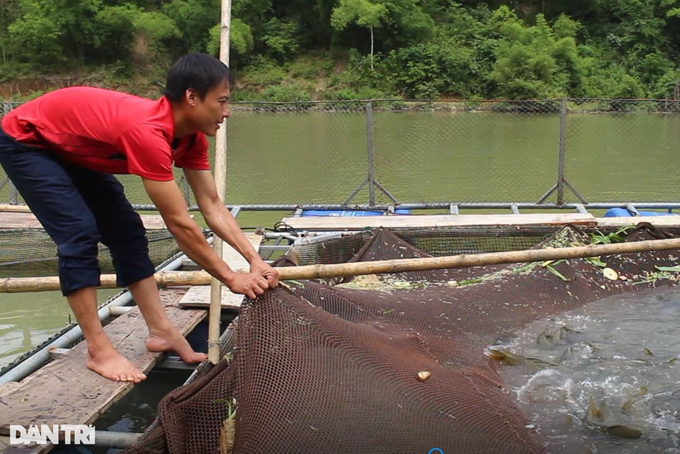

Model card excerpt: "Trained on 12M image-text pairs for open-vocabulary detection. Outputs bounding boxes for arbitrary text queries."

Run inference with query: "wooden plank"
[178,285,245,309]
[596,216,680,228]
[281,213,597,231]
[139,215,172,230]
[0,288,205,452]
[178,233,263,309]
[0,436,44,454]
[0,213,173,230]
[0,382,46,452]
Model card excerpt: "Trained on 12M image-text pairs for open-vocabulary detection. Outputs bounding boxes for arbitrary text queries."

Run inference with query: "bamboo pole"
[0,203,31,212]
[4,237,680,293]
[209,0,232,364]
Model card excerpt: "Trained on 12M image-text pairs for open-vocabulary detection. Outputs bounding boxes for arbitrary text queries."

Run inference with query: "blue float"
[603,208,678,217]
[301,209,411,217]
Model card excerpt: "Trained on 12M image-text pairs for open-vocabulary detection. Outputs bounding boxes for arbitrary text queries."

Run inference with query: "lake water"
[1,108,679,369]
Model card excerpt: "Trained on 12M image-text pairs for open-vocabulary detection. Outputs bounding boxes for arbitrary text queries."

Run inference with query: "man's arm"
[142,178,270,298]
[183,168,279,286]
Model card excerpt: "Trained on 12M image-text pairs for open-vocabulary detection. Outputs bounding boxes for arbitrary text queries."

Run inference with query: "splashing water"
[492,287,680,454]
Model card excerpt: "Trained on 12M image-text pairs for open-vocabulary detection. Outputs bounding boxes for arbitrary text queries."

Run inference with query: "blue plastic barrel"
[301,209,411,217]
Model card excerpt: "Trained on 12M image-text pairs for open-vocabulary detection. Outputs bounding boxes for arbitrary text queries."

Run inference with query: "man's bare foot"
[146,328,207,363]
[86,346,147,383]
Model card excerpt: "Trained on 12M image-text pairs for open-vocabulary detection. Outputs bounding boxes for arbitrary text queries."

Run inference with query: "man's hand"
[227,273,270,300]
[250,261,280,288]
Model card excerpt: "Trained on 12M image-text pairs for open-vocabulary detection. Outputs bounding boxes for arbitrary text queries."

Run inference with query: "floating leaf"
[586,257,607,268]
[655,265,680,272]
[285,280,306,288]
[393,281,412,288]
[458,277,484,286]
[546,265,570,281]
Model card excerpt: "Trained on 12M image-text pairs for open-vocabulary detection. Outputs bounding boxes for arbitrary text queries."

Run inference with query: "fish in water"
[587,397,643,439]
[560,342,600,362]
[621,386,648,413]
[537,326,579,347]
[486,347,558,371]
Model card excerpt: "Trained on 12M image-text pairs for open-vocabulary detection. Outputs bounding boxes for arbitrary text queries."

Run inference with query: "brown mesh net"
[124,223,680,454]
[0,229,182,274]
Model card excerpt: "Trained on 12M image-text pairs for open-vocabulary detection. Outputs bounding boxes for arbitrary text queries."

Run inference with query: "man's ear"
[185,89,197,107]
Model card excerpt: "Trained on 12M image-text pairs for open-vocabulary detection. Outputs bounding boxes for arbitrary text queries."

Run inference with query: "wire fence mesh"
[372,100,560,204]
[226,101,369,205]
[1,98,679,208]
[564,98,680,203]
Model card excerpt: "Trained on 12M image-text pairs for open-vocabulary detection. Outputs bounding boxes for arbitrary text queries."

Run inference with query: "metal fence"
[2,98,680,210]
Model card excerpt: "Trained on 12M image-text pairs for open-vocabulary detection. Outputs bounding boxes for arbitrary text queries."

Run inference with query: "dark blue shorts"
[0,127,155,296]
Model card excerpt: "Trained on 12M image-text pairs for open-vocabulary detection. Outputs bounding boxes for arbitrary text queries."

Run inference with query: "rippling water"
[493,287,680,453]
[0,288,122,368]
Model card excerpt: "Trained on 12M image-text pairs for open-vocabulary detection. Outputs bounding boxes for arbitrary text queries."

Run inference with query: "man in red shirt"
[0,53,279,382]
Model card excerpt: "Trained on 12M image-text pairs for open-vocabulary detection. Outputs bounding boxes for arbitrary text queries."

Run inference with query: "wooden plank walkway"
[281,213,598,231]
[178,233,263,309]
[0,287,205,454]
[0,212,172,230]
[596,216,680,228]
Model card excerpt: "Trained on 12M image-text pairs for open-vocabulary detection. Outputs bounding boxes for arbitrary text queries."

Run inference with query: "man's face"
[189,80,231,136]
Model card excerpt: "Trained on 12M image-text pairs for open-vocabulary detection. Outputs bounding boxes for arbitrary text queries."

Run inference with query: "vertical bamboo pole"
[209,0,231,364]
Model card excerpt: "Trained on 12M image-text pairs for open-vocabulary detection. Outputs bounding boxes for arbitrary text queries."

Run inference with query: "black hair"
[164,53,234,102]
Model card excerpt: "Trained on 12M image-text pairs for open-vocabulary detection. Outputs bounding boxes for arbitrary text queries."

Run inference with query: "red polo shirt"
[0,87,210,181]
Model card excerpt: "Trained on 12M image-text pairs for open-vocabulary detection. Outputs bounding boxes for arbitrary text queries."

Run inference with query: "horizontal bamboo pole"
[0,203,31,213]
[3,237,680,293]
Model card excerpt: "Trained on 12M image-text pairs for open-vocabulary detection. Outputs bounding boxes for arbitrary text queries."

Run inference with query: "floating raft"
[281,213,599,230]
[281,212,680,231]
[0,212,171,230]
[0,287,204,454]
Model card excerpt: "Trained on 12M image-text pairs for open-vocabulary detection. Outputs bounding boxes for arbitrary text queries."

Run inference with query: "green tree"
[162,0,219,54]
[491,12,585,99]
[261,17,299,62]
[331,0,387,70]
[0,0,19,64]
[378,0,434,49]
[8,0,65,66]
[132,11,181,64]
[6,0,104,66]
[208,18,254,61]
[385,35,482,98]
[93,4,140,62]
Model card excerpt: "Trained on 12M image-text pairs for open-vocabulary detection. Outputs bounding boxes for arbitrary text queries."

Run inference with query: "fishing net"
[124,223,680,454]
[0,229,184,275]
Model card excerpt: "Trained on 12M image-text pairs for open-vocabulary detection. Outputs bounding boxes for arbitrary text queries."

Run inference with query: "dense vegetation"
[1,0,680,101]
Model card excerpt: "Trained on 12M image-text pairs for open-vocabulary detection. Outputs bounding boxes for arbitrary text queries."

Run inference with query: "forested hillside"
[1,0,680,101]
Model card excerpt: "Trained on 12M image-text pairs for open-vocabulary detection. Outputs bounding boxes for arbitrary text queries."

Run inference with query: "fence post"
[556,99,567,205]
[365,101,376,206]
